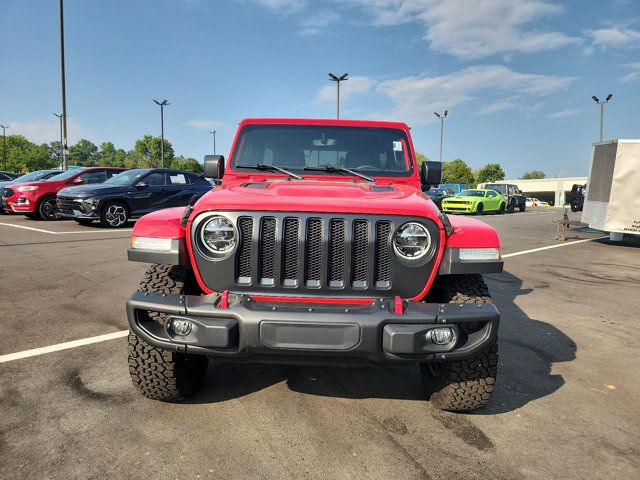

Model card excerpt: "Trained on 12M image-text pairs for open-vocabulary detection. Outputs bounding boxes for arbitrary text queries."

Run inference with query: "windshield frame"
[229,124,416,179]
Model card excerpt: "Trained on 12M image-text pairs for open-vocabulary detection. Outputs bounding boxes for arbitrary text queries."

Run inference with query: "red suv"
[3,167,126,220]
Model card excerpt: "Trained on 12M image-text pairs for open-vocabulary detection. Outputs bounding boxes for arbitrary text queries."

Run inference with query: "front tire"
[100,201,129,228]
[38,196,58,221]
[128,264,208,401]
[475,203,484,215]
[519,203,526,212]
[421,274,498,412]
[498,202,506,214]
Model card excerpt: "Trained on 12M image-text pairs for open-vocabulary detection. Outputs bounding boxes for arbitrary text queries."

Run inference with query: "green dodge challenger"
[441,188,506,215]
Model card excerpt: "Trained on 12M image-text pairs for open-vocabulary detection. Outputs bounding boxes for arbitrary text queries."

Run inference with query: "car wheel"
[519,204,526,212]
[38,196,58,221]
[507,199,515,213]
[498,202,506,214]
[100,201,129,228]
[475,203,484,215]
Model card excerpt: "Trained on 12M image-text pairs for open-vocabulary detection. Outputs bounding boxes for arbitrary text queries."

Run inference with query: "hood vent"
[369,185,394,192]
[242,182,270,189]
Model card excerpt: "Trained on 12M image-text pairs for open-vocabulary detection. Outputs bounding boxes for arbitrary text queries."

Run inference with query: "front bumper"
[441,203,474,213]
[56,198,100,219]
[127,292,500,365]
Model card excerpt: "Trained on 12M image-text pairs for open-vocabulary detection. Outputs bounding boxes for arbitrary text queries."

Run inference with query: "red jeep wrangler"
[126,119,503,412]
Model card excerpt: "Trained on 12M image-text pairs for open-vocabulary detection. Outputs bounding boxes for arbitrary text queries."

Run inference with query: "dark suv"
[56,168,212,228]
[483,183,526,212]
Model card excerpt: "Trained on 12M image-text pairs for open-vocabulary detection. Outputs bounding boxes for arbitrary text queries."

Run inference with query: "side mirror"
[420,161,442,190]
[204,155,225,179]
[136,182,149,188]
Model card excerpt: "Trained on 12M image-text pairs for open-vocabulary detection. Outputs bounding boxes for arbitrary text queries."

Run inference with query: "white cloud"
[7,119,85,145]
[315,75,375,104]
[621,62,640,83]
[477,100,515,114]
[587,26,640,48]
[547,108,583,119]
[344,0,580,59]
[186,120,225,130]
[300,10,341,35]
[374,65,574,123]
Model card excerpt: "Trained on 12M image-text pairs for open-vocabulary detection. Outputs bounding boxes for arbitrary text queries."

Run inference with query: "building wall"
[480,177,587,205]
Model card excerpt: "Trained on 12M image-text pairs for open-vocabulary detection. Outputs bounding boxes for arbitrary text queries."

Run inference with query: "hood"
[445,195,481,202]
[58,184,127,198]
[193,178,440,219]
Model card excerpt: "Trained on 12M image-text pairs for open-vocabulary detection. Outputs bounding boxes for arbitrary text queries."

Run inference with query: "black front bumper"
[127,292,500,365]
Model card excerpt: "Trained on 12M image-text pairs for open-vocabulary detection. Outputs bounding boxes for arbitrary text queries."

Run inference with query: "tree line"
[0,134,203,174]
[416,152,545,185]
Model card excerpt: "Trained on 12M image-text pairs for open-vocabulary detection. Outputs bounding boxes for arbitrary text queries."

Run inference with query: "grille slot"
[351,220,369,288]
[259,217,276,285]
[282,218,299,287]
[236,217,253,284]
[327,219,346,288]
[375,222,392,288]
[305,218,322,287]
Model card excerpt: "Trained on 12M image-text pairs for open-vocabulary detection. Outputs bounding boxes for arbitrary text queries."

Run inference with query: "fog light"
[170,318,193,336]
[430,327,455,345]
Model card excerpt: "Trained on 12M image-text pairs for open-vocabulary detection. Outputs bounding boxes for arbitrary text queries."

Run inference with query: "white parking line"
[0,222,132,235]
[0,235,609,363]
[0,330,129,363]
[502,235,609,258]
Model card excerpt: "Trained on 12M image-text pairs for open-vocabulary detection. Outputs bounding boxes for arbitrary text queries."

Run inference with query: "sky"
[0,0,638,178]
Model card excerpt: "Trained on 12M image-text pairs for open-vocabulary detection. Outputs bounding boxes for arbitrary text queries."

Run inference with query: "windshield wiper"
[303,166,375,183]
[235,164,301,180]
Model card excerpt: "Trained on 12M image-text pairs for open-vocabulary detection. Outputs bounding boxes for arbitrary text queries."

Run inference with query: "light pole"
[209,130,216,154]
[153,99,169,167]
[592,94,613,142]
[59,0,69,170]
[53,113,64,167]
[434,110,448,163]
[328,73,348,119]
[0,124,8,170]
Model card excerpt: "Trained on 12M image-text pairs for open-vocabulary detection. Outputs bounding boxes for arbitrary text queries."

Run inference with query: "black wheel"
[421,274,498,412]
[498,202,506,214]
[519,204,526,212]
[38,196,58,220]
[75,219,94,226]
[475,203,484,215]
[100,201,129,228]
[506,199,515,213]
[570,204,578,213]
[128,264,208,401]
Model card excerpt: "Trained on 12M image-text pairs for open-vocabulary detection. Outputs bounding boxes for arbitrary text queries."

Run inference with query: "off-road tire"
[421,274,498,412]
[519,204,526,212]
[507,199,515,213]
[475,203,484,215]
[128,264,208,401]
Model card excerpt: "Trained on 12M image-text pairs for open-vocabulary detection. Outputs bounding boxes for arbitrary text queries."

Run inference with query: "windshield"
[232,125,414,178]
[459,190,486,197]
[485,184,506,194]
[104,169,150,185]
[46,169,80,181]
[12,171,57,182]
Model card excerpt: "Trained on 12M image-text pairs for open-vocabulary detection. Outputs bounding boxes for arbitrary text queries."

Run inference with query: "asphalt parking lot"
[1,209,639,480]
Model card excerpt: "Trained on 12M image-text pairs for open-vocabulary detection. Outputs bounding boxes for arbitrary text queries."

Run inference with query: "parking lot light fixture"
[434,110,448,163]
[153,99,170,167]
[592,94,613,142]
[209,130,216,155]
[0,124,8,170]
[328,73,349,119]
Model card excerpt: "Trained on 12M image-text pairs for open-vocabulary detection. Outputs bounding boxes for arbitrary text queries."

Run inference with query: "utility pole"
[59,0,69,170]
[328,73,348,119]
[0,124,8,170]
[592,94,613,142]
[209,130,217,154]
[153,99,169,167]
[434,110,448,162]
[53,114,64,167]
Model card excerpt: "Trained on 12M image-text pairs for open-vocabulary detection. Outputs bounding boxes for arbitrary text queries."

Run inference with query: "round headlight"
[393,222,431,259]
[200,216,236,254]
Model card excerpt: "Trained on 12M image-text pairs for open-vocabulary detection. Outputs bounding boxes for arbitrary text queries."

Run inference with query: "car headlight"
[393,222,431,259]
[200,215,236,254]
[15,185,38,192]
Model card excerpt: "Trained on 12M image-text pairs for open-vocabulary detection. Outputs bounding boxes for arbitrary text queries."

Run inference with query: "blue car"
[56,168,212,227]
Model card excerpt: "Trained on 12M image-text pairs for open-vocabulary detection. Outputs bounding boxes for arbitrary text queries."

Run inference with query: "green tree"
[475,163,506,184]
[521,170,545,179]
[97,141,116,166]
[441,159,475,185]
[69,139,98,166]
[170,155,203,173]
[416,151,430,168]
[132,135,174,168]
[3,135,57,172]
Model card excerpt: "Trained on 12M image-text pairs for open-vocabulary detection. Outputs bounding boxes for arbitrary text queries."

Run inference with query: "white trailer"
[582,139,640,241]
